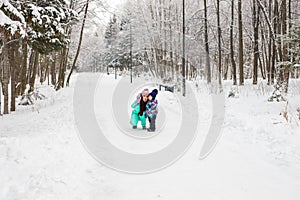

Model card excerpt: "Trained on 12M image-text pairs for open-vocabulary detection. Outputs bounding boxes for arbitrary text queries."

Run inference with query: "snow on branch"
[256,0,276,43]
[0,0,25,23]
[0,0,26,36]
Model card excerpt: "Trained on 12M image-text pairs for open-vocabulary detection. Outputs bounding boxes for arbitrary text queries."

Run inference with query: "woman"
[130,88,149,129]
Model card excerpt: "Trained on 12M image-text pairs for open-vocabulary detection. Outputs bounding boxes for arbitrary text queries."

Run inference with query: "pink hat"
[141,88,149,96]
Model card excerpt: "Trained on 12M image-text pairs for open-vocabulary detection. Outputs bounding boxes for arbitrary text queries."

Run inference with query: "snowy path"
[0,73,300,200]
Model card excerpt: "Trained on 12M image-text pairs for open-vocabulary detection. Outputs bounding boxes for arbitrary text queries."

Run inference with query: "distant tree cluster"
[102,0,300,94]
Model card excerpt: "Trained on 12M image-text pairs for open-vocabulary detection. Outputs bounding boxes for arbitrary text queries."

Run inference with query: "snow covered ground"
[0,73,300,200]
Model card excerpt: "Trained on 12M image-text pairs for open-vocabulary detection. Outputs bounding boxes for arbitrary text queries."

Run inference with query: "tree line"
[102,0,300,93]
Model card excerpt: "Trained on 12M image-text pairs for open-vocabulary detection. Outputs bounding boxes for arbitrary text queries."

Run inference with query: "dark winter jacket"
[146,99,158,118]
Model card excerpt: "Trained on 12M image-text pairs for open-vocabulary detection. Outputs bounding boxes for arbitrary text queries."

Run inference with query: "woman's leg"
[139,115,146,127]
[130,113,139,126]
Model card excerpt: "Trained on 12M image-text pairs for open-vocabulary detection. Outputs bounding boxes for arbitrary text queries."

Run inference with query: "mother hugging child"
[130,88,158,132]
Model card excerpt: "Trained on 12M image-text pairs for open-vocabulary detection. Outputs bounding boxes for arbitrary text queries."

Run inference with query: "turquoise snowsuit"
[130,100,147,127]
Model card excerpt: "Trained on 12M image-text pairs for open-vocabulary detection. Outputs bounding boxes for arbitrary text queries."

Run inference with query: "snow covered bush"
[228,87,239,98]
[19,85,46,106]
[268,83,286,102]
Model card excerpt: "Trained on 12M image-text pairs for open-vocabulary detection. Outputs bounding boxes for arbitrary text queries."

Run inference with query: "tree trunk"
[223,54,229,80]
[8,42,16,112]
[230,0,237,85]
[204,0,211,84]
[253,0,260,84]
[66,0,89,87]
[281,0,289,93]
[0,50,2,115]
[186,58,189,80]
[259,55,266,79]
[2,40,9,114]
[51,53,56,86]
[267,0,272,84]
[288,0,291,28]
[29,50,39,93]
[55,48,68,90]
[217,0,222,90]
[238,0,244,85]
[19,39,28,95]
[271,0,278,84]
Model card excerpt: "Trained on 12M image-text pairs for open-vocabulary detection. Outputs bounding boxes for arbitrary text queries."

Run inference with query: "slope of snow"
[0,73,300,200]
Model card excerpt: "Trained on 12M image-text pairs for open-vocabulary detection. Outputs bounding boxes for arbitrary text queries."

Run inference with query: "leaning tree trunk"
[66,0,89,87]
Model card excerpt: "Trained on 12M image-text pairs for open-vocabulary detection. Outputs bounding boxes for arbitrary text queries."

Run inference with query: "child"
[130,89,149,129]
[146,89,158,132]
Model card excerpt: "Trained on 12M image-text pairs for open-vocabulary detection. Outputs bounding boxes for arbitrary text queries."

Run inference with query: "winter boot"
[133,126,137,129]
[147,128,155,132]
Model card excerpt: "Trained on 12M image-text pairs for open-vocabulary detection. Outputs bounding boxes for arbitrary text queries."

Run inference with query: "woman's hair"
[138,94,147,116]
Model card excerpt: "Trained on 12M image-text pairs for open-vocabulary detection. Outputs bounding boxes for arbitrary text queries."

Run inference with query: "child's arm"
[150,100,158,110]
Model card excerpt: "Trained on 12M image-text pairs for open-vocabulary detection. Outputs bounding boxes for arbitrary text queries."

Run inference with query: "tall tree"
[204,0,211,84]
[216,0,222,90]
[66,0,89,87]
[2,40,9,114]
[253,0,260,84]
[281,0,290,93]
[28,50,39,93]
[8,40,17,111]
[230,0,237,85]
[238,0,244,85]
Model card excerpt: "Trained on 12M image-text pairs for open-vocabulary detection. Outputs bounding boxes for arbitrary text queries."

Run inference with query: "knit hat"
[141,88,149,96]
[149,89,158,100]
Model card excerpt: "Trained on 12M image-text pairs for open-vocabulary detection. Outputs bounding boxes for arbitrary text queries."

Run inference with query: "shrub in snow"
[19,86,46,105]
[268,83,286,102]
[228,87,239,98]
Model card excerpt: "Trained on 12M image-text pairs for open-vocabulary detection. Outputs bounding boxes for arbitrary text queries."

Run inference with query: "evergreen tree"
[104,14,118,47]
[285,19,300,65]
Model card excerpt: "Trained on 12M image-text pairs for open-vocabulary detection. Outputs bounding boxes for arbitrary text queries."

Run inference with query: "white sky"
[106,0,126,9]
